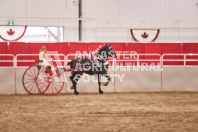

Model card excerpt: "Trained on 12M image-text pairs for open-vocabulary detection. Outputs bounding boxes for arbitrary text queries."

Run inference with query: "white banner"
[130,29,160,43]
[0,26,27,41]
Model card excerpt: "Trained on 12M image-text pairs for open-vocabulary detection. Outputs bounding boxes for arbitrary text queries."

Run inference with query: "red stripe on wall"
[1,42,198,66]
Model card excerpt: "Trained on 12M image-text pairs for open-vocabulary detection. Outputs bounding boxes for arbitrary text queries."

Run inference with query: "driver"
[37,46,55,82]
[39,46,53,65]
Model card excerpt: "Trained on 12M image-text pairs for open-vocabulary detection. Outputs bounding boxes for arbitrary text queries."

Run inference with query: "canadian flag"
[7,29,15,36]
[130,29,160,43]
[0,26,27,41]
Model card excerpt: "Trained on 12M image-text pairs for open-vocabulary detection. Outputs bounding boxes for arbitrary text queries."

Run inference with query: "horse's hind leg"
[98,74,103,94]
[73,73,82,95]
[69,73,75,90]
[102,74,110,86]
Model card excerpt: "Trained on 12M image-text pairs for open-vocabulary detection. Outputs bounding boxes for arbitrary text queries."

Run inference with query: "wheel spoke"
[25,72,34,79]
[37,80,49,93]
[35,66,64,96]
[28,67,35,78]
[39,82,48,88]
[51,84,54,94]
[38,83,47,91]
[25,81,35,89]
[23,65,42,95]
[28,82,36,92]
[52,83,59,92]
[54,82,62,88]
[24,77,35,80]
[24,80,35,84]
[32,66,37,77]
[33,83,37,93]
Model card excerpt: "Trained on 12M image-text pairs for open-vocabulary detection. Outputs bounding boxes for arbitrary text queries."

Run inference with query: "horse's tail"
[67,61,72,65]
[67,59,77,70]
[67,59,74,66]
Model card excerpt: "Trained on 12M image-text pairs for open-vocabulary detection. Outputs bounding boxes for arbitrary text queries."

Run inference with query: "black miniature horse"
[68,44,116,95]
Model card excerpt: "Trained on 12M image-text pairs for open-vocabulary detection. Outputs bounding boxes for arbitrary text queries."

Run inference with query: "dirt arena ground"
[0,92,197,132]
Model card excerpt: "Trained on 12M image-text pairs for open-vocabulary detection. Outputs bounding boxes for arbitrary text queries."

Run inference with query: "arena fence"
[0,53,198,94]
[1,53,198,67]
[15,54,66,67]
[115,53,161,66]
[162,54,198,66]
[65,53,115,67]
[0,54,15,67]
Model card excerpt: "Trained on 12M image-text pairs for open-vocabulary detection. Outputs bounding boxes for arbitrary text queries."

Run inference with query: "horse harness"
[89,49,109,67]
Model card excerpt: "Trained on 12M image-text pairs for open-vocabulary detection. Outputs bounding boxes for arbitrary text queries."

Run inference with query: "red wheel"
[22,65,42,95]
[37,67,65,96]
[35,66,50,94]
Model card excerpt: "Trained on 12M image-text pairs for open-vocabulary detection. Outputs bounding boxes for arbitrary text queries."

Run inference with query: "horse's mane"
[98,45,109,53]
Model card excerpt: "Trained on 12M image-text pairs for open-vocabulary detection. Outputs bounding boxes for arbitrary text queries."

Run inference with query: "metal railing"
[1,53,198,67]
[15,54,66,67]
[0,54,15,67]
[115,54,162,66]
[65,53,115,66]
[65,53,90,65]
[162,54,198,66]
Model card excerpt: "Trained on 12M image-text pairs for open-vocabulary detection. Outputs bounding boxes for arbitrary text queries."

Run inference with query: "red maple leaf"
[142,32,148,39]
[7,29,15,36]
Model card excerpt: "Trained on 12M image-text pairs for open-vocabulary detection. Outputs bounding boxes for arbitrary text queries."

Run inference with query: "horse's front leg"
[98,74,103,94]
[102,74,110,86]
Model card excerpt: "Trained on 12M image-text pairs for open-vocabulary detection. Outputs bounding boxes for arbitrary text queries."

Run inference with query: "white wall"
[1,66,198,95]
[82,0,198,42]
[0,0,79,41]
[0,68,15,94]
[162,66,198,91]
[0,0,198,42]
